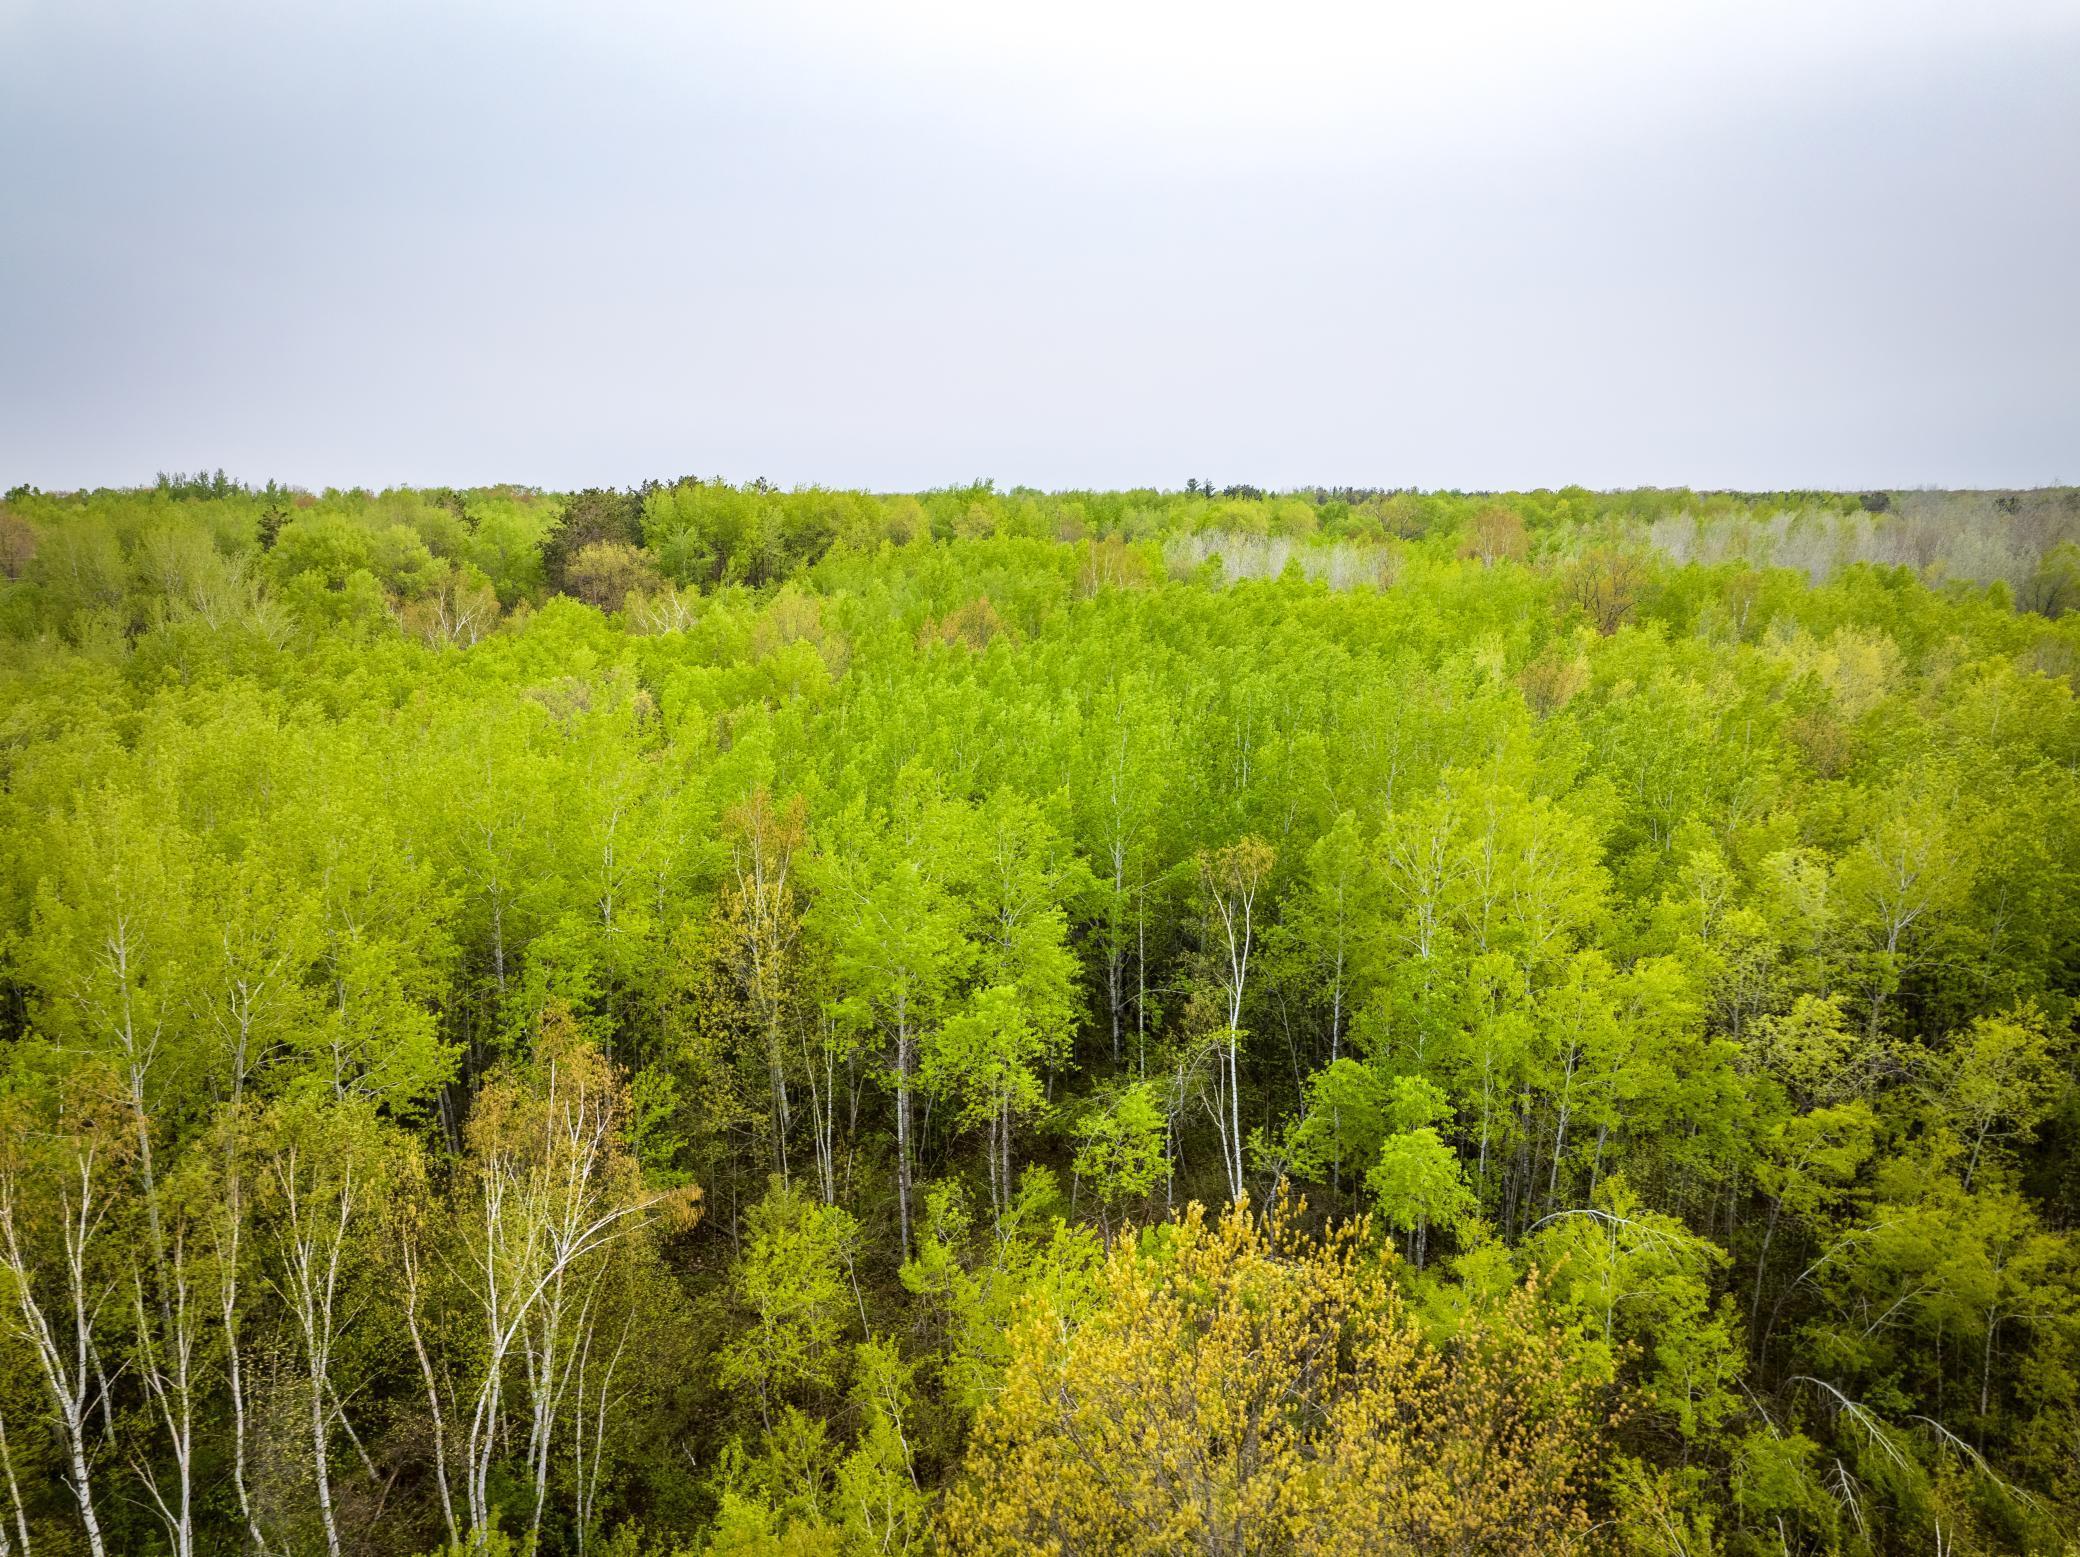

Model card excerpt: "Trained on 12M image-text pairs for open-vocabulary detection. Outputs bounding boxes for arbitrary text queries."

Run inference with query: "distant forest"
[0,476,2076,1555]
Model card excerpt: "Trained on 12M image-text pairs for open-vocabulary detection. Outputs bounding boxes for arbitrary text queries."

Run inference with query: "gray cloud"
[2,1,2075,491]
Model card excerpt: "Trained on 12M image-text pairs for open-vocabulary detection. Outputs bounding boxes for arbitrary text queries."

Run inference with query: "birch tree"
[454,1009,666,1544]
[1194,837,1274,1202]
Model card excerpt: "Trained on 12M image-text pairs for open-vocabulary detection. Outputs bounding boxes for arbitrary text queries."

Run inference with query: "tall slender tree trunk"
[0,1408,31,1557]
[1,1156,110,1557]
[1136,898,1149,1079]
[309,1346,341,1557]
[1226,1036,1245,1200]
[217,1154,267,1554]
[768,1041,791,1182]
[894,1004,915,1264]
[404,1247,460,1550]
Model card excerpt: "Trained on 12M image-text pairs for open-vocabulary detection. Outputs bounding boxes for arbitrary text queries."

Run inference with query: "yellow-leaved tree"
[941,1196,1610,1556]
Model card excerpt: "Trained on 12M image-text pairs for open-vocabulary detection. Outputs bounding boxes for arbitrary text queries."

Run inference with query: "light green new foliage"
[1072,1080,1167,1231]
[1530,1178,1741,1440]
[806,783,975,1262]
[926,788,1085,1216]
[1366,1077,1477,1262]
[832,1340,927,1556]
[1931,1004,2068,1191]
[2,479,2079,1556]
[720,1179,862,1422]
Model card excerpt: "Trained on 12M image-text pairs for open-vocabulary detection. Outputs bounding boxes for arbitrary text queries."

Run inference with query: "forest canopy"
[0,476,2077,1555]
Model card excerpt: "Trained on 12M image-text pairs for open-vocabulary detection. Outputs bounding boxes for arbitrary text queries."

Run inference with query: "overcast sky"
[3,0,2076,493]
